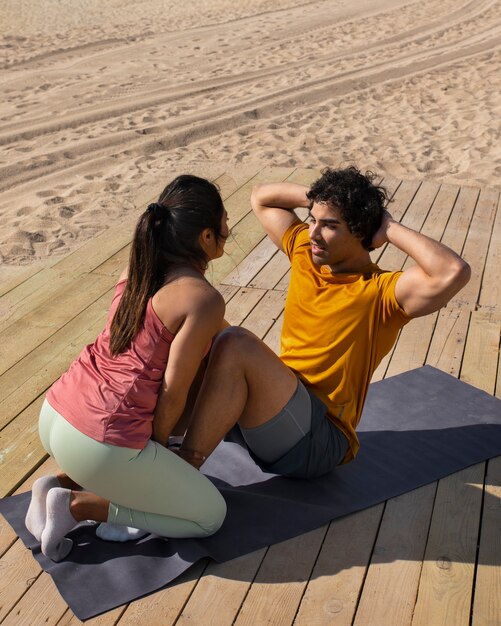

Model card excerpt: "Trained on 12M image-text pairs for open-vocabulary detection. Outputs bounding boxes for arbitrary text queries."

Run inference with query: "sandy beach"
[1,0,500,271]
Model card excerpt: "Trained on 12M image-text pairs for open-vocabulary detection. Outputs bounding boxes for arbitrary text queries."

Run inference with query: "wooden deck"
[0,166,500,625]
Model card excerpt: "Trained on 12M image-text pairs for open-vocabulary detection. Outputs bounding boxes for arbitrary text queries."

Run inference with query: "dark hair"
[306,166,389,250]
[110,174,226,355]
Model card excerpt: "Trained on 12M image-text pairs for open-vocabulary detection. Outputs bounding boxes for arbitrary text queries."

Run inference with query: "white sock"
[25,475,59,541]
[96,522,148,542]
[168,435,184,449]
[41,488,77,561]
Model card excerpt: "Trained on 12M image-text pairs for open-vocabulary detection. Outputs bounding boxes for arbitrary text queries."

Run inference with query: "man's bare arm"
[251,183,310,251]
[372,211,471,318]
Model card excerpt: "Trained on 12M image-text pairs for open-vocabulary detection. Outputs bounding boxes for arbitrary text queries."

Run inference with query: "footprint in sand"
[16,206,32,217]
[44,196,65,205]
[58,205,77,218]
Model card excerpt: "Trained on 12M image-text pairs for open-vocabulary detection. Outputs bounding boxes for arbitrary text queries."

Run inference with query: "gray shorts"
[240,380,349,479]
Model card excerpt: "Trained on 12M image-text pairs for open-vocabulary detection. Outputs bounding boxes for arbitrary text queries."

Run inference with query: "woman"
[25,174,229,561]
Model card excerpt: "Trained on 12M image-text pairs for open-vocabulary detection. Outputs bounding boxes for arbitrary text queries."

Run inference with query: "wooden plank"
[240,289,287,339]
[216,168,312,289]
[478,188,501,311]
[248,251,290,290]
[285,167,321,187]
[295,505,384,626]
[213,167,262,201]
[461,301,501,626]
[0,273,114,376]
[234,528,326,626]
[224,287,266,326]
[385,314,436,378]
[176,550,267,626]
[225,166,294,230]
[274,269,291,292]
[0,540,42,622]
[90,243,131,280]
[0,268,76,332]
[370,336,399,383]
[413,289,498,625]
[471,456,501,626]
[222,237,278,288]
[401,182,459,271]
[207,168,296,286]
[0,396,47,497]
[262,311,283,354]
[0,262,51,298]
[2,572,70,625]
[115,561,209,626]
[440,185,479,255]
[59,605,125,625]
[459,310,500,391]
[0,288,113,430]
[424,185,487,375]
[380,175,402,203]
[216,283,240,303]
[426,307,470,378]
[353,484,436,626]
[450,186,499,310]
[210,212,267,287]
[411,463,484,626]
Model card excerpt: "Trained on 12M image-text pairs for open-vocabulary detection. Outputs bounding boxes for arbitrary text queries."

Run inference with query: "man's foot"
[96,522,148,542]
[25,475,60,541]
[40,488,77,561]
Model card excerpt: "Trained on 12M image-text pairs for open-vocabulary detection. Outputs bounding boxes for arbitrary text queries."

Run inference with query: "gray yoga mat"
[1,365,500,620]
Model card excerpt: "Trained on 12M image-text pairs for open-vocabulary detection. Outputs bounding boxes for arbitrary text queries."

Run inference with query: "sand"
[1,0,500,271]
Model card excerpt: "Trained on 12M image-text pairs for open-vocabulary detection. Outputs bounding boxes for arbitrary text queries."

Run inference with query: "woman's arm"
[152,285,225,446]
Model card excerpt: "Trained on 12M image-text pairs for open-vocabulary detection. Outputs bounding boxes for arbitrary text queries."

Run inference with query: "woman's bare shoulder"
[154,274,224,331]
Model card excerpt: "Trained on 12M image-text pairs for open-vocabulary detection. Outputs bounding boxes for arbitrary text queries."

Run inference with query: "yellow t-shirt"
[280,221,410,462]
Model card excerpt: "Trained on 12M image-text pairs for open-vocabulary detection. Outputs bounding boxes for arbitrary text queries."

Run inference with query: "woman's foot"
[96,523,148,542]
[41,488,77,561]
[25,475,59,541]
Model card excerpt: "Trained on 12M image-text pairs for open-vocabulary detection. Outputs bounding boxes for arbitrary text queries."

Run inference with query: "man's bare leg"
[180,327,297,467]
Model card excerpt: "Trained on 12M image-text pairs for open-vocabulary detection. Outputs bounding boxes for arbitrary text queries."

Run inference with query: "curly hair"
[306,166,389,250]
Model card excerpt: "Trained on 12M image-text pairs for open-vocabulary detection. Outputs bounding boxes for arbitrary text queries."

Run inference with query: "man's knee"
[210,326,260,363]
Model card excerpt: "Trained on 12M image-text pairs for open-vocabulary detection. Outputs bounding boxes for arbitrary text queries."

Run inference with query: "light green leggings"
[39,399,226,538]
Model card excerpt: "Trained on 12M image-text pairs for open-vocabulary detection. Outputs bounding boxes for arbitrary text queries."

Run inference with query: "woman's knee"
[197,491,227,536]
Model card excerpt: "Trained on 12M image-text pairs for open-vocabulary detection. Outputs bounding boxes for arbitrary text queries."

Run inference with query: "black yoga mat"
[1,366,500,620]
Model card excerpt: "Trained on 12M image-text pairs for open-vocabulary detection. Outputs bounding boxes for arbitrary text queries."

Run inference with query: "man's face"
[308,201,365,271]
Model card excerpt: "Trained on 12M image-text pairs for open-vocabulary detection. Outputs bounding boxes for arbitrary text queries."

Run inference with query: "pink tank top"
[47,280,174,449]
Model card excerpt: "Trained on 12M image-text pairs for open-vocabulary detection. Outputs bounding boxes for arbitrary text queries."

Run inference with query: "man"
[180,167,470,477]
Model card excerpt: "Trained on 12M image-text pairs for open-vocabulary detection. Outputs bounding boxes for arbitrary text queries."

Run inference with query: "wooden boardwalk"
[0,166,500,625]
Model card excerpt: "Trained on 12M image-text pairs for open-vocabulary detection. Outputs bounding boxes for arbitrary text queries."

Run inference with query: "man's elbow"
[250,184,264,213]
[448,259,471,294]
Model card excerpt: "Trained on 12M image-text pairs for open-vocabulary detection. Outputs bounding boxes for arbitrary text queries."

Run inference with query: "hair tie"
[147,203,165,221]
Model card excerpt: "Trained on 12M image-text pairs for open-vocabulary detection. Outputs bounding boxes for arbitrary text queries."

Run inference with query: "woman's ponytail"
[109,175,225,356]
